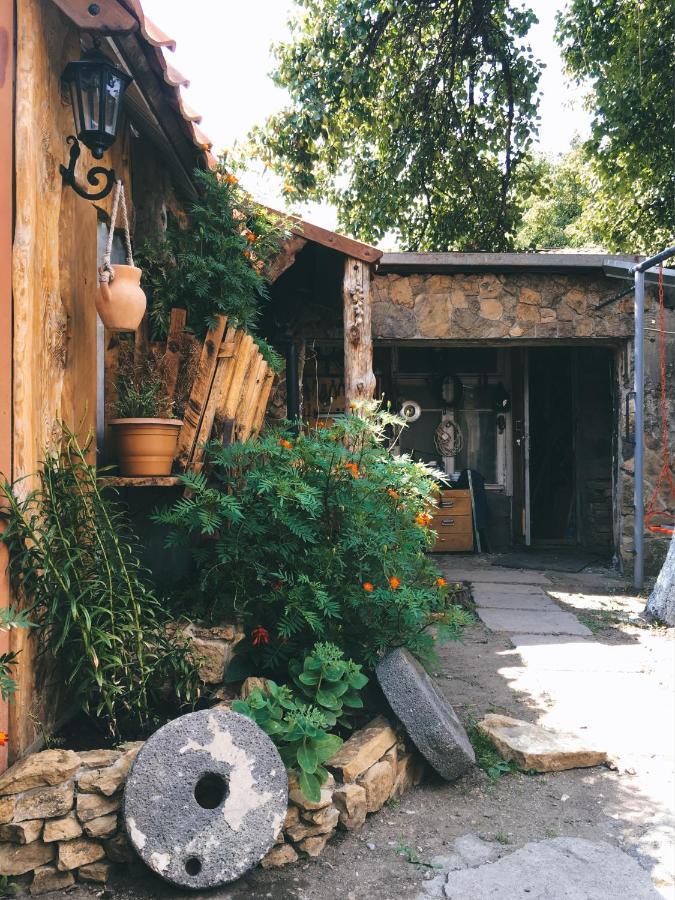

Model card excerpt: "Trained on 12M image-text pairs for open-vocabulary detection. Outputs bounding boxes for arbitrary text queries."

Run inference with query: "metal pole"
[633,268,645,590]
[285,337,300,423]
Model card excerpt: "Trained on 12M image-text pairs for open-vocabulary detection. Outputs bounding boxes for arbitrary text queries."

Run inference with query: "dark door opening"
[527,346,614,551]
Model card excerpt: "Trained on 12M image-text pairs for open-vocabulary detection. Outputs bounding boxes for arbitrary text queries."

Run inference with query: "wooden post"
[343,257,376,411]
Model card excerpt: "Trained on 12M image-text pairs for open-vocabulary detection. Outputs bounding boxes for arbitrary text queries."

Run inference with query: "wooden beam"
[238,356,267,442]
[98,475,182,488]
[163,308,187,407]
[0,0,14,773]
[343,257,375,410]
[49,0,138,33]
[266,208,382,264]
[250,369,276,438]
[266,234,308,284]
[190,326,238,472]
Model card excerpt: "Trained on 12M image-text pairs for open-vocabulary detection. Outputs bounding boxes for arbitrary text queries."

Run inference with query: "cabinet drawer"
[432,514,473,535]
[436,493,471,516]
[431,531,474,552]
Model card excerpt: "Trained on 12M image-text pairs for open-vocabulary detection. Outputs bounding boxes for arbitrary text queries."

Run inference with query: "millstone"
[376,648,475,780]
[123,709,288,888]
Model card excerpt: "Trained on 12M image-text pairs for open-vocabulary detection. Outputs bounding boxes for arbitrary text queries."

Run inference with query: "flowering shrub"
[154,409,471,677]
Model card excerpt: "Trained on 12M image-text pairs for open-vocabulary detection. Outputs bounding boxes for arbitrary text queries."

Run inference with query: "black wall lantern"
[60,44,132,200]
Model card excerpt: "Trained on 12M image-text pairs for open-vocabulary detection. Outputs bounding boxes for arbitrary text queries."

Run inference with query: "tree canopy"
[556,0,675,253]
[254,0,541,251]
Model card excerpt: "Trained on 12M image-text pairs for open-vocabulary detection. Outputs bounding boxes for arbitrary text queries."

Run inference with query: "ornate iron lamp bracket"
[59,136,116,201]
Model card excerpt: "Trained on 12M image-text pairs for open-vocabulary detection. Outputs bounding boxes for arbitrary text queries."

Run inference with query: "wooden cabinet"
[430,489,474,552]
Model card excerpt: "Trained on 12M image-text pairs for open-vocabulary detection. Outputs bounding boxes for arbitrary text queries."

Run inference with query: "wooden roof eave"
[266,208,382,266]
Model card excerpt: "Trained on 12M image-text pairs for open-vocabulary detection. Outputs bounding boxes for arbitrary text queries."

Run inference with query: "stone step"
[476,608,592,636]
[472,593,557,611]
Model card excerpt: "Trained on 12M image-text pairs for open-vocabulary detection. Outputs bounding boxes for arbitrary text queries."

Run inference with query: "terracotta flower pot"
[97,264,147,332]
[110,418,183,477]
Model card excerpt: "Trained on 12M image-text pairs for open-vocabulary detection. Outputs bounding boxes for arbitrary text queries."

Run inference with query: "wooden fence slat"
[175,315,228,470]
[250,369,276,438]
[219,333,256,422]
[191,326,240,472]
[164,308,187,406]
[236,353,265,442]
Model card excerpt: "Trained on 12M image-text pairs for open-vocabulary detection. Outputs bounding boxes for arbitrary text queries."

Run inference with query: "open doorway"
[523,346,614,552]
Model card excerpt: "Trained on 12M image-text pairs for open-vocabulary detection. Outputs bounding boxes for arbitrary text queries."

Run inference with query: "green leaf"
[298,769,322,803]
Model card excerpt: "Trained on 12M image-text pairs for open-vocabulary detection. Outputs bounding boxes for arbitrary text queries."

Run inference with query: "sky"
[141,0,591,233]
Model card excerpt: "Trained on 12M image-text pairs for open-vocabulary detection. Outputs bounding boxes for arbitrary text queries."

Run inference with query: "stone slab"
[477,714,607,772]
[472,593,558,611]
[376,648,475,781]
[508,635,649,673]
[442,837,660,899]
[470,581,545,595]
[327,715,397,783]
[123,708,288,889]
[443,569,552,585]
[476,608,592,636]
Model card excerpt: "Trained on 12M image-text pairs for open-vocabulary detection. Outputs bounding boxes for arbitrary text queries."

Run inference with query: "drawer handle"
[440,500,455,507]
[441,518,455,526]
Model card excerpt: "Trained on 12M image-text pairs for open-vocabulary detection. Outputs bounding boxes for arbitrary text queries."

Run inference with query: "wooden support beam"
[250,369,276,438]
[163,308,187,407]
[343,257,376,410]
[239,355,268,442]
[191,326,238,472]
[234,351,264,442]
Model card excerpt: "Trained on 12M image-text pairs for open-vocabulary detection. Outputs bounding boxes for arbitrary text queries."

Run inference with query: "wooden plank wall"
[8,0,131,762]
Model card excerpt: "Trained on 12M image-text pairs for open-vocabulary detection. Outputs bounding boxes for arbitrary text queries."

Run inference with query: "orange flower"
[244,229,257,243]
[225,173,238,185]
[344,462,360,479]
[243,249,252,260]
[0,732,7,747]
[435,577,447,588]
[416,512,433,526]
[387,488,400,500]
[279,438,293,449]
[389,576,401,590]
[362,582,375,593]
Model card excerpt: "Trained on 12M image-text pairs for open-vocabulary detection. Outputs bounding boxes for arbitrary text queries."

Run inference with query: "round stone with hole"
[123,709,288,888]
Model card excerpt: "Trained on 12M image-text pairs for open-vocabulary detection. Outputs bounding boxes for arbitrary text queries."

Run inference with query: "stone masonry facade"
[372,270,675,574]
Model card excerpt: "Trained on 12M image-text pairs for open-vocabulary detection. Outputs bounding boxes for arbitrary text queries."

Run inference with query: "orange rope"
[645,264,675,535]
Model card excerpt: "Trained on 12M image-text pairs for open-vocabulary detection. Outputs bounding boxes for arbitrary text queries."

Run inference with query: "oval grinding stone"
[376,648,475,781]
[123,709,288,888]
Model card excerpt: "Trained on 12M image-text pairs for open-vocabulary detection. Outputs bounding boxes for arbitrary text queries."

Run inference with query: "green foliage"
[0,607,32,702]
[252,0,541,250]
[515,149,604,250]
[154,407,470,673]
[468,724,516,780]
[233,676,345,803]
[288,641,368,729]
[136,156,290,340]
[0,428,200,739]
[116,373,173,419]
[556,0,674,253]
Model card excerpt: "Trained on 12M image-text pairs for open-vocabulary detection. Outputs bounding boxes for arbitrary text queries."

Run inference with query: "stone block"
[477,714,607,772]
[415,294,451,338]
[372,302,416,340]
[519,287,542,306]
[77,750,121,769]
[0,840,54,875]
[327,715,397,783]
[449,290,468,309]
[103,832,133,863]
[564,289,587,314]
[0,796,16,825]
[286,808,338,842]
[358,760,395,813]
[79,745,141,797]
[515,303,540,324]
[301,805,340,828]
[191,636,231,684]
[390,752,424,799]
[332,783,367,831]
[288,770,334,811]
[240,677,269,700]
[509,325,524,337]
[0,751,80,797]
[0,819,43,844]
[297,830,335,857]
[260,843,299,868]
[13,783,74,823]
[478,275,502,298]
[43,812,82,843]
[83,813,118,839]
[76,792,121,823]
[30,864,75,895]
[386,275,415,308]
[283,805,299,829]
[376,649,475,782]
[57,837,106,871]
[479,299,503,321]
[540,307,556,322]
[78,860,114,883]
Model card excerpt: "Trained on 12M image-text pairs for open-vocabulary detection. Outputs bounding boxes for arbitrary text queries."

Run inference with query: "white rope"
[435,419,463,457]
[99,180,134,284]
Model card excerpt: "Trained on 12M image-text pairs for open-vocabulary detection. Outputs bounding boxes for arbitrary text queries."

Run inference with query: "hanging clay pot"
[97,264,146,332]
[110,418,182,476]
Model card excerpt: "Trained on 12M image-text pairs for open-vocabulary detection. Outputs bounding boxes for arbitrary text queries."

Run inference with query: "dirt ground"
[49,559,675,900]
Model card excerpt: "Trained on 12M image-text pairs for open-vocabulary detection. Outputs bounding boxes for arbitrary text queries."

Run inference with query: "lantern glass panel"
[79,66,101,132]
[104,68,124,136]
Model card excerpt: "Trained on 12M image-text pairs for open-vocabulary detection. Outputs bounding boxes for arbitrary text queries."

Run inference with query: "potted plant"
[110,361,182,477]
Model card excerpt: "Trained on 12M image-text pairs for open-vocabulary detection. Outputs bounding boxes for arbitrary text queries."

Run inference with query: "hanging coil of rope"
[435,419,463,457]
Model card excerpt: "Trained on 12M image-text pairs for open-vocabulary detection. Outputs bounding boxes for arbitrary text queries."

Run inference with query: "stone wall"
[0,716,424,890]
[371,272,634,341]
